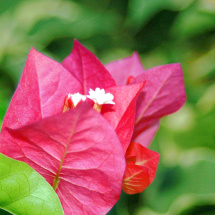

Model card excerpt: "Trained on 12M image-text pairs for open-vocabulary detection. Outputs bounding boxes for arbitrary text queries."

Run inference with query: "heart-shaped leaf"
[0,153,64,215]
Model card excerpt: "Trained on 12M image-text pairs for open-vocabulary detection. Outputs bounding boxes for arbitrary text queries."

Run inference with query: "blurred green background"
[0,0,215,214]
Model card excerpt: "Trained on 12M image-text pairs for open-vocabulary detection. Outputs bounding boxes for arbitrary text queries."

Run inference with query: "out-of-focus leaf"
[127,0,165,30]
[185,46,215,82]
[199,0,215,15]
[27,4,120,43]
[136,194,215,215]
[0,153,64,215]
[0,0,20,15]
[0,76,12,128]
[126,0,194,30]
[162,106,215,150]
[197,84,215,113]
[171,2,215,38]
[0,0,121,83]
[0,100,8,128]
[143,150,215,212]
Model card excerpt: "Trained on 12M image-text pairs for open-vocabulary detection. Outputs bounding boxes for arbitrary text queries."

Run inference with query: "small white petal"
[87,88,115,105]
[70,93,86,107]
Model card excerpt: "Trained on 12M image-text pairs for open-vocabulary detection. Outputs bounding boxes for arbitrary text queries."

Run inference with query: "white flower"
[68,93,86,107]
[87,88,115,105]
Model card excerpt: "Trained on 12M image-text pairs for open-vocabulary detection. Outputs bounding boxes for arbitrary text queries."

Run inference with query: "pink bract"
[62,40,116,95]
[105,52,145,86]
[106,54,186,147]
[123,142,160,194]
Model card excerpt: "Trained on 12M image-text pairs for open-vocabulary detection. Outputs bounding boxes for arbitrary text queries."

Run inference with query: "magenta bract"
[63,40,116,95]
[106,52,145,86]
[101,83,145,152]
[123,142,160,194]
[106,54,186,147]
[2,48,82,130]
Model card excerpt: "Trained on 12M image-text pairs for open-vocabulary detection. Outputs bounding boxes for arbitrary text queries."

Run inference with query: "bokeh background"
[0,0,215,214]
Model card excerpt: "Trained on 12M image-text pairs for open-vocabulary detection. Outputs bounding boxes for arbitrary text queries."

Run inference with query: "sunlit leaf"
[0,153,64,215]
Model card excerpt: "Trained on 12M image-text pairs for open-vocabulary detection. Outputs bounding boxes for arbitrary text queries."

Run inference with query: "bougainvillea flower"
[0,39,186,213]
[62,40,145,152]
[122,142,160,194]
[105,50,185,194]
[62,40,185,194]
[106,54,186,147]
[0,42,146,214]
[87,88,115,105]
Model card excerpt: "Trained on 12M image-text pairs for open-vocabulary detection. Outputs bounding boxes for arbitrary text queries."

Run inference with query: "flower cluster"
[0,40,186,215]
[63,88,115,113]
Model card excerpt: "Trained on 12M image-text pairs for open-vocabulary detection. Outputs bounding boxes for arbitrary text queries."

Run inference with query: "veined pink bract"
[106,54,186,148]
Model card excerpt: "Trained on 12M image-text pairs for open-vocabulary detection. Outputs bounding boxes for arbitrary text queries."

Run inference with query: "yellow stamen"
[93,103,102,112]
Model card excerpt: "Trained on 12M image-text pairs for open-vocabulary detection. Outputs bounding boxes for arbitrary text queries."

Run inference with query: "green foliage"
[0,0,215,214]
[0,154,64,215]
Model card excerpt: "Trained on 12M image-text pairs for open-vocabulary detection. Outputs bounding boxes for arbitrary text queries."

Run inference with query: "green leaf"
[0,153,64,215]
[163,107,215,150]
[144,156,215,212]
[171,2,215,38]
[0,0,20,15]
[126,0,194,30]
